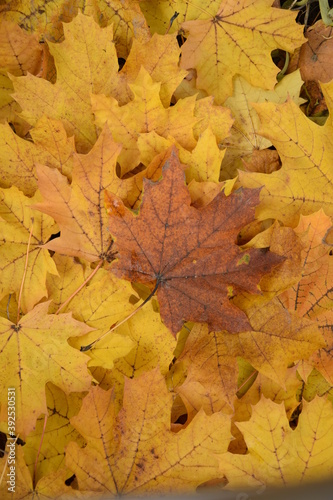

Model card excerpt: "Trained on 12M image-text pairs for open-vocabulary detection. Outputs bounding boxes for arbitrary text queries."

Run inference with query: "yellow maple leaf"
[233,295,325,384]
[92,66,199,174]
[66,368,233,495]
[219,395,333,487]
[230,365,302,451]
[46,255,137,327]
[80,0,150,58]
[94,300,176,374]
[175,323,239,414]
[86,300,176,414]
[220,70,305,179]
[43,254,136,373]
[11,12,120,152]
[242,220,304,296]
[0,301,93,438]
[239,84,333,226]
[0,187,58,313]
[120,32,187,107]
[0,19,42,76]
[180,0,305,104]
[139,0,206,35]
[138,128,225,183]
[0,19,43,131]
[0,445,98,498]
[23,382,86,484]
[0,0,78,42]
[0,116,75,196]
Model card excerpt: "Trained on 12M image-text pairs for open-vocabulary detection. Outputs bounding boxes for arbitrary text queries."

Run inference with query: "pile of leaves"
[1,0,333,497]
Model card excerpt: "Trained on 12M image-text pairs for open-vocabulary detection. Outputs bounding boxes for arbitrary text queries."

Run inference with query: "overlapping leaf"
[23,383,86,483]
[219,396,333,487]
[0,188,58,312]
[278,210,333,384]
[92,67,199,174]
[66,368,233,495]
[11,13,120,152]
[33,126,145,262]
[0,302,93,437]
[239,81,333,226]
[0,116,75,196]
[220,71,304,179]
[1,3,333,497]
[180,0,305,104]
[105,148,283,335]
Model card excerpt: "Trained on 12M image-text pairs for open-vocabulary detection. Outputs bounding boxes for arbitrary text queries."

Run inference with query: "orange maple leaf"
[279,210,333,385]
[33,125,145,262]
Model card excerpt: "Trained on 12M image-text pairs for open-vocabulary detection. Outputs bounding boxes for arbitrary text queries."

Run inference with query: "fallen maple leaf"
[92,66,199,175]
[218,395,333,487]
[10,12,121,152]
[33,125,145,262]
[66,368,233,495]
[239,87,333,226]
[0,19,42,74]
[0,187,58,312]
[105,148,283,335]
[0,116,75,196]
[232,294,325,384]
[220,71,304,179]
[295,20,333,83]
[23,382,86,484]
[120,32,187,107]
[80,0,150,59]
[278,210,333,385]
[0,19,43,128]
[175,323,239,414]
[0,445,92,499]
[0,301,93,438]
[180,0,305,104]
[90,299,176,374]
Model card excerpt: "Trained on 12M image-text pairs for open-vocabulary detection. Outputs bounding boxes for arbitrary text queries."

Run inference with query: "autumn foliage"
[0,0,333,498]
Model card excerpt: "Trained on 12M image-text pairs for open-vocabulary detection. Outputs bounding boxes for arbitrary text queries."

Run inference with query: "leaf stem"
[17,218,34,324]
[236,369,258,397]
[33,414,48,490]
[80,281,160,351]
[55,259,103,315]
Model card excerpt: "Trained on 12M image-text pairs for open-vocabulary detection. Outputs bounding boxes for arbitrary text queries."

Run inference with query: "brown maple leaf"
[105,148,283,335]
